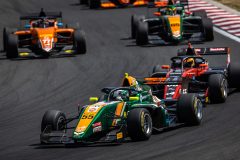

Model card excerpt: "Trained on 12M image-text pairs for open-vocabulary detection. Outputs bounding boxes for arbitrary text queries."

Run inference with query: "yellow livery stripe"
[75,103,105,133]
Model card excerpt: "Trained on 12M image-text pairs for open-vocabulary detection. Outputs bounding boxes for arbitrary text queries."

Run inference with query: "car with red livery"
[144,47,240,104]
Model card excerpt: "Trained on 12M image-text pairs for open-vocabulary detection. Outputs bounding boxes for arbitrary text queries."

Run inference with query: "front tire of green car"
[127,108,152,141]
[41,110,66,132]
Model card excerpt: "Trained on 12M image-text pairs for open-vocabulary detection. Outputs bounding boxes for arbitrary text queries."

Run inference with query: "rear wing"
[20,9,62,20]
[178,47,230,56]
[178,47,231,66]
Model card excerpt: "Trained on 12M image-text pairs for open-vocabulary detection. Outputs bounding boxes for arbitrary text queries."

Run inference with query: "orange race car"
[79,0,170,9]
[3,9,87,59]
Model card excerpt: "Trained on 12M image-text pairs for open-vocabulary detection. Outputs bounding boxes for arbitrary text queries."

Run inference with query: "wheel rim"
[195,99,203,120]
[143,113,152,134]
[57,116,66,131]
[221,79,227,99]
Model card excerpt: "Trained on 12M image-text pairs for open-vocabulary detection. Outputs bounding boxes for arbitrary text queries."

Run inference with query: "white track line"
[222,25,240,30]
[216,21,240,26]
[213,17,240,23]
[214,27,240,42]
[186,0,240,42]
[228,29,240,33]
[210,15,240,19]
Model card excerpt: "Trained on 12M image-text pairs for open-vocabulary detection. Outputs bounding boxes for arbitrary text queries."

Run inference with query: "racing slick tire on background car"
[228,63,240,89]
[152,64,162,73]
[74,29,87,54]
[136,21,149,46]
[80,0,88,4]
[3,27,17,52]
[193,10,207,18]
[89,0,101,9]
[131,15,145,39]
[208,74,228,103]
[6,34,18,59]
[177,93,203,125]
[202,18,214,41]
[151,65,167,77]
[127,108,152,141]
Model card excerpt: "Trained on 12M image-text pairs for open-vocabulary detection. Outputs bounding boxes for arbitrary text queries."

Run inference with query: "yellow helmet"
[184,58,195,68]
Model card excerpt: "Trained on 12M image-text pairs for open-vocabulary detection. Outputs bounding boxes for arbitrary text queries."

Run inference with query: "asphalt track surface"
[0,0,240,160]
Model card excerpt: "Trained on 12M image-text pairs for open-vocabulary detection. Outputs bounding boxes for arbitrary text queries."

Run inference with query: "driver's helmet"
[112,90,129,101]
[166,6,177,15]
[37,18,50,28]
[183,58,195,68]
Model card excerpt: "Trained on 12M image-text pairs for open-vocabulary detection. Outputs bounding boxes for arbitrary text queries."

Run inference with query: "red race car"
[144,47,240,104]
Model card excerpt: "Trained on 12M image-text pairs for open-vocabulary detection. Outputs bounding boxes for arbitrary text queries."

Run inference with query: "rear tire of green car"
[89,0,100,9]
[74,29,87,54]
[228,63,240,89]
[136,21,148,46]
[127,108,152,141]
[193,10,207,18]
[202,18,214,41]
[131,15,145,39]
[177,93,203,125]
[208,74,228,103]
[80,0,88,4]
[6,34,18,59]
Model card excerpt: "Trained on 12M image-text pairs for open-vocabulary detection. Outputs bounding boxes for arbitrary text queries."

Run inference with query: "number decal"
[82,114,94,119]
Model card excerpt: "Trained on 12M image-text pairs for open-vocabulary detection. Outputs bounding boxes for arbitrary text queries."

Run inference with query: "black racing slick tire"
[177,93,203,125]
[3,28,17,52]
[127,108,152,141]
[6,34,18,59]
[136,21,148,46]
[74,29,87,54]
[41,110,66,132]
[80,0,88,4]
[208,74,228,103]
[152,64,162,74]
[193,10,207,18]
[228,63,240,89]
[131,15,145,39]
[89,0,100,9]
[202,18,214,41]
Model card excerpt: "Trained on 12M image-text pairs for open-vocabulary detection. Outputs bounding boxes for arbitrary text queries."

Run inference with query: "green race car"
[131,0,214,45]
[40,75,203,144]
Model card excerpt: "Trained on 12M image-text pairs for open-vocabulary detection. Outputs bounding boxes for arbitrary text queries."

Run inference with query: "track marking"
[187,0,240,42]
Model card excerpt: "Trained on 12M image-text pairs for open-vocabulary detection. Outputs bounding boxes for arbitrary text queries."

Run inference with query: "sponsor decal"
[40,36,53,52]
[116,132,123,139]
[194,49,201,52]
[210,48,226,52]
[171,23,180,27]
[92,122,102,133]
[88,105,101,112]
[92,122,102,127]
[75,126,86,132]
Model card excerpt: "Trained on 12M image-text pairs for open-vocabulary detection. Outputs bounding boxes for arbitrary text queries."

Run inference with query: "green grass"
[214,0,240,11]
